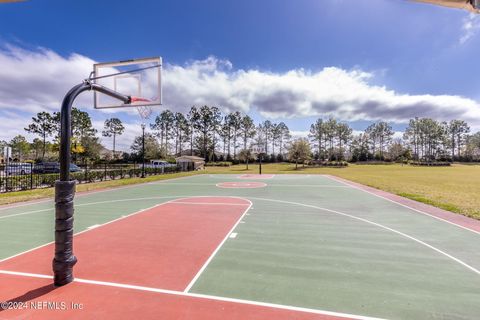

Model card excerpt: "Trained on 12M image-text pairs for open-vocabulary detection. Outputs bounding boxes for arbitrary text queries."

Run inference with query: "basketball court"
[1,174,479,319]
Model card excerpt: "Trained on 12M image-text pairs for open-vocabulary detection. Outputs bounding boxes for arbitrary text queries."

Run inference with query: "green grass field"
[206,163,480,220]
[1,163,479,221]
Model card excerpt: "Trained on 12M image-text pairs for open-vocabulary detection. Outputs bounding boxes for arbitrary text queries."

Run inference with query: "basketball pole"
[54,81,129,286]
[141,123,146,178]
[259,154,262,175]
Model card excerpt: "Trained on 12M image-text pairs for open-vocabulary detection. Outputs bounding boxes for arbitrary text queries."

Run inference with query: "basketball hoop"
[53,56,163,286]
[131,97,153,120]
[253,146,266,155]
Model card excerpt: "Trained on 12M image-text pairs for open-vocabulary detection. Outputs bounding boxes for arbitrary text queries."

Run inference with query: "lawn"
[206,163,480,220]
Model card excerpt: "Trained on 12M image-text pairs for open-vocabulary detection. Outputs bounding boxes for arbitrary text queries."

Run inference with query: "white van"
[150,160,169,167]
[5,163,33,175]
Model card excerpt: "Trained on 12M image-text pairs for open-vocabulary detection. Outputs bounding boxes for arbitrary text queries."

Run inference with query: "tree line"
[1,106,480,164]
[2,108,122,162]
[147,106,291,162]
[139,107,480,163]
[308,117,479,162]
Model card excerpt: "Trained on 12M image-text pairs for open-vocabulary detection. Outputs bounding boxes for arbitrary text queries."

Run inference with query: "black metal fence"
[0,162,181,193]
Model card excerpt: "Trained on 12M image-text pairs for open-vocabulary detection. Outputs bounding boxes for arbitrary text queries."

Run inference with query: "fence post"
[104,163,107,181]
[84,161,88,183]
[4,166,7,192]
[30,163,33,189]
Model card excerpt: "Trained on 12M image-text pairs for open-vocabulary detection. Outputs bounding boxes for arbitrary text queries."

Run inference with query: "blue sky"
[1,0,480,150]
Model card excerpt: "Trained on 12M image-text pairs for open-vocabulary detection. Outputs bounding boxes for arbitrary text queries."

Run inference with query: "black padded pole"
[53,82,90,286]
[53,180,77,286]
[53,82,130,286]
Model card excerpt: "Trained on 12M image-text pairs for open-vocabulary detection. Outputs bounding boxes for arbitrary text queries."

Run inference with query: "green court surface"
[0,174,479,319]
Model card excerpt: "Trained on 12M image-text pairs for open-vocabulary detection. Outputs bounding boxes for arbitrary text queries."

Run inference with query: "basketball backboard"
[92,57,162,109]
[252,145,266,155]
[3,146,11,162]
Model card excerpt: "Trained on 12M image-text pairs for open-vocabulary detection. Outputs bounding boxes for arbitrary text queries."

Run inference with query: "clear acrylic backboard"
[92,57,162,109]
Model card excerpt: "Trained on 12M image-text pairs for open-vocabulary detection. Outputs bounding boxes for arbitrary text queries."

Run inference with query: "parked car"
[147,160,176,168]
[5,163,33,175]
[69,163,83,172]
[33,162,58,174]
[33,162,83,174]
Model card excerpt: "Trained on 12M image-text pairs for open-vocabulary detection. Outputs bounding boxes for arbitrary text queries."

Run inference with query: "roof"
[175,156,205,161]
[412,0,479,13]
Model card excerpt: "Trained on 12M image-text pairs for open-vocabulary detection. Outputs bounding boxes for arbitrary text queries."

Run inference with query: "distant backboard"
[252,146,266,155]
[3,146,11,163]
[93,57,162,109]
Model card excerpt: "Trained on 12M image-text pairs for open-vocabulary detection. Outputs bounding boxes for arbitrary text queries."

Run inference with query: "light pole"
[141,123,146,178]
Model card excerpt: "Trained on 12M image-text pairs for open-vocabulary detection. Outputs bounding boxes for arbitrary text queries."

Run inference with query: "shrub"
[308,160,348,167]
[410,161,451,167]
[205,162,232,167]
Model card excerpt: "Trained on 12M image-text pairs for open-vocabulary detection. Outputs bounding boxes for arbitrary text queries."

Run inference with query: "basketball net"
[136,105,153,121]
[131,96,153,121]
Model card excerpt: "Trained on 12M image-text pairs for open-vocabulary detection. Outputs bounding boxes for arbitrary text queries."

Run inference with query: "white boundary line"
[0,195,252,264]
[149,181,350,188]
[238,174,275,179]
[170,201,249,206]
[0,200,174,264]
[0,269,385,320]
[247,197,480,276]
[0,195,184,220]
[0,194,258,220]
[183,198,252,292]
[0,173,200,211]
[326,175,480,236]
[0,269,53,279]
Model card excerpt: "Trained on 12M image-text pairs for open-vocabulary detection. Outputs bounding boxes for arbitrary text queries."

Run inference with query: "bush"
[409,161,451,167]
[165,157,177,164]
[205,162,232,167]
[308,160,348,167]
[354,161,395,165]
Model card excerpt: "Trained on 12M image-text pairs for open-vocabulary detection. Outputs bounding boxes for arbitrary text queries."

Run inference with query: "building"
[98,146,123,160]
[175,156,205,171]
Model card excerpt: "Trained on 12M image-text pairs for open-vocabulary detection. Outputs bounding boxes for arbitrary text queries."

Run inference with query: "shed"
[175,156,205,171]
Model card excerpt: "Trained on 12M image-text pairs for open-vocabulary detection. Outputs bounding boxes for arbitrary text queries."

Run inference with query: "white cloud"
[290,130,309,138]
[164,57,480,126]
[1,44,480,151]
[459,13,480,44]
[0,44,94,112]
